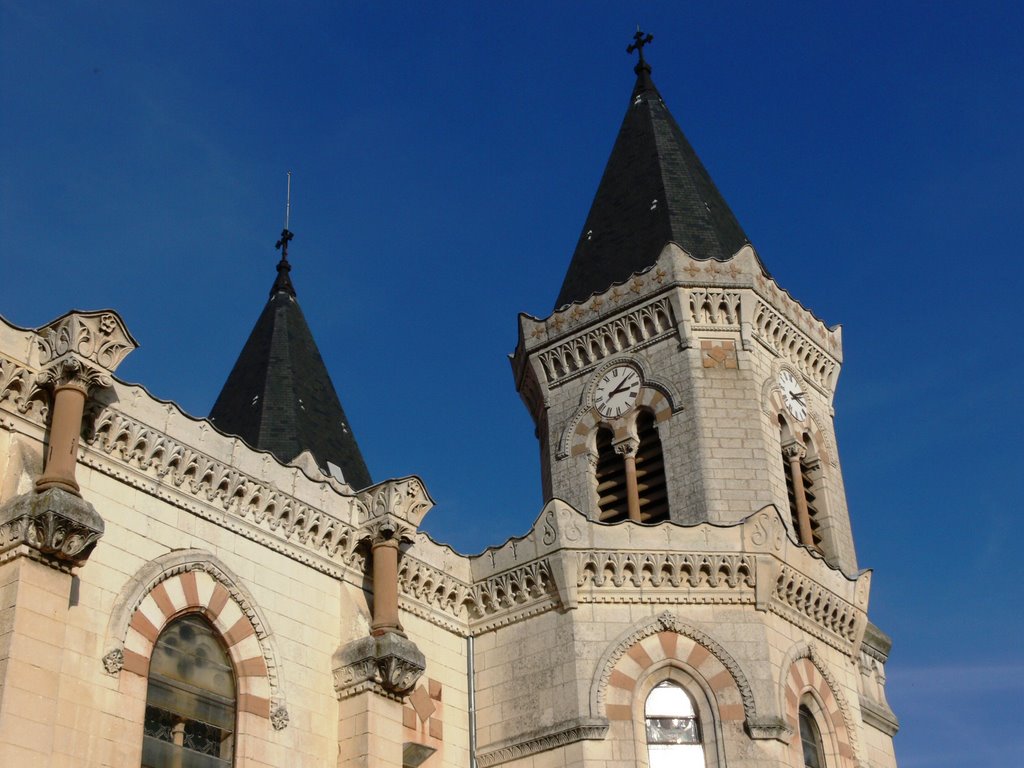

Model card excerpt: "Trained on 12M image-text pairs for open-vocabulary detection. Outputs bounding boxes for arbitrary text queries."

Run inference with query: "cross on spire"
[275,227,293,260]
[272,172,296,296]
[627,28,654,75]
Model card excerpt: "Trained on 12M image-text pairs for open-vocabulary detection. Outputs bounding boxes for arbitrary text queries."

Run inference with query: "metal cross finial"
[627,28,654,74]
[275,172,293,261]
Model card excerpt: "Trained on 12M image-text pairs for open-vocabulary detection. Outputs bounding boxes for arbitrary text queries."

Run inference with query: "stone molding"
[102,549,288,727]
[577,551,756,590]
[859,696,899,737]
[751,298,837,393]
[475,718,609,767]
[771,564,861,654]
[590,611,758,726]
[513,245,841,396]
[533,296,676,386]
[398,552,560,632]
[0,487,104,569]
[688,288,742,329]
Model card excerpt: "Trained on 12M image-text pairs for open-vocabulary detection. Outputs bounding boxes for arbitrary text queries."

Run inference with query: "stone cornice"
[476,718,609,767]
[513,244,842,397]
[3,348,868,648]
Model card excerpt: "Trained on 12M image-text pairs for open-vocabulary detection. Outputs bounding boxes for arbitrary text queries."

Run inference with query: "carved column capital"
[612,436,639,458]
[36,356,109,394]
[36,310,138,384]
[781,440,806,463]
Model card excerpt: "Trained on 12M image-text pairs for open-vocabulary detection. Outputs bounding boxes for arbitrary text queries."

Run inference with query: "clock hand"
[608,377,634,396]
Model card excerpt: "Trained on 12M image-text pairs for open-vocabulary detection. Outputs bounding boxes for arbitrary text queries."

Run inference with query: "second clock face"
[594,365,641,418]
[778,369,807,421]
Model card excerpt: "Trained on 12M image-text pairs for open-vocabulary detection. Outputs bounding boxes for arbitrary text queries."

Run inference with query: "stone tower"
[512,36,857,575]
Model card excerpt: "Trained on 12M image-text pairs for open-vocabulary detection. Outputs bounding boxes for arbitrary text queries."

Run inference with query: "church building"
[0,34,899,768]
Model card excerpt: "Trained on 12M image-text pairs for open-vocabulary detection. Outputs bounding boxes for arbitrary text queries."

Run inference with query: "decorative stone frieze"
[0,356,48,418]
[771,565,860,652]
[0,486,104,569]
[532,296,676,385]
[577,551,756,590]
[751,299,837,392]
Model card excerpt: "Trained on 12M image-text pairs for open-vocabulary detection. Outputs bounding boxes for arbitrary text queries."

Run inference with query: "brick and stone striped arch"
[102,548,288,729]
[782,645,859,768]
[590,611,755,726]
[566,387,673,458]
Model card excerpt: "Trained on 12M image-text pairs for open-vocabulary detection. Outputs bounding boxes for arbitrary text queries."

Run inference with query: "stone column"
[35,362,89,495]
[371,530,402,637]
[614,437,641,523]
[333,479,434,767]
[783,442,814,546]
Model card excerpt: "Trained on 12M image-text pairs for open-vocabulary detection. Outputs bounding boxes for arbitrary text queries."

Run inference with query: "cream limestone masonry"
[0,305,896,767]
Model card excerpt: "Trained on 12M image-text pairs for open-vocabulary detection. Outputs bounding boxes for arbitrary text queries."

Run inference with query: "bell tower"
[511,33,858,573]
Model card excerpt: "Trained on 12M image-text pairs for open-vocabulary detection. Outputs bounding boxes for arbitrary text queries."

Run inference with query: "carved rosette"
[0,487,105,568]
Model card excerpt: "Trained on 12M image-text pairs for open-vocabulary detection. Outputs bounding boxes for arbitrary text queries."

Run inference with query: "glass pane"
[143,735,231,768]
[645,681,696,717]
[646,716,701,745]
[144,615,236,768]
[648,743,706,768]
[799,707,824,768]
[150,615,235,699]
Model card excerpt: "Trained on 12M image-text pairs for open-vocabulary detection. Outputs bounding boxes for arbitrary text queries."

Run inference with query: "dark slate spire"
[209,230,372,489]
[555,31,756,309]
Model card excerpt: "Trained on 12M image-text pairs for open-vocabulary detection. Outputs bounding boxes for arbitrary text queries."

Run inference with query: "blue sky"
[3,2,1023,765]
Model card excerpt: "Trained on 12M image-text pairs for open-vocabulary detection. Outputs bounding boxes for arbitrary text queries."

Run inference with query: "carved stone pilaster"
[0,487,105,569]
[333,631,426,700]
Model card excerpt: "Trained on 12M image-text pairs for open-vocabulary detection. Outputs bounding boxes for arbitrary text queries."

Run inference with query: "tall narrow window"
[595,427,629,522]
[143,614,236,768]
[635,410,668,523]
[781,436,822,550]
[799,705,826,768]
[645,682,705,768]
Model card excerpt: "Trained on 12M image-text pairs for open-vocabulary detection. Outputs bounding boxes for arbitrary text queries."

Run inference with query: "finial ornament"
[271,172,297,296]
[627,27,654,75]
[275,172,294,261]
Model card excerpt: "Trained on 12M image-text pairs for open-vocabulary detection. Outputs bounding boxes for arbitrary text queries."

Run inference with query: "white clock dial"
[594,365,641,418]
[778,370,808,421]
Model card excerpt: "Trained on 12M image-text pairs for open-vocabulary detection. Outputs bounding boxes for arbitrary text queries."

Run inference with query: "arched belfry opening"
[594,409,669,524]
[779,416,823,551]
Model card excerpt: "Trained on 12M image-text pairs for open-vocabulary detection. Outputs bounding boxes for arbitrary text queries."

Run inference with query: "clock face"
[594,365,641,418]
[778,370,807,421]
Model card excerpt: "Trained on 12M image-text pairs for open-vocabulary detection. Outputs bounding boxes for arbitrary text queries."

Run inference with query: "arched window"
[645,681,705,768]
[595,411,669,524]
[799,705,826,768]
[595,426,628,522]
[780,423,822,551]
[635,410,668,523]
[142,614,236,768]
